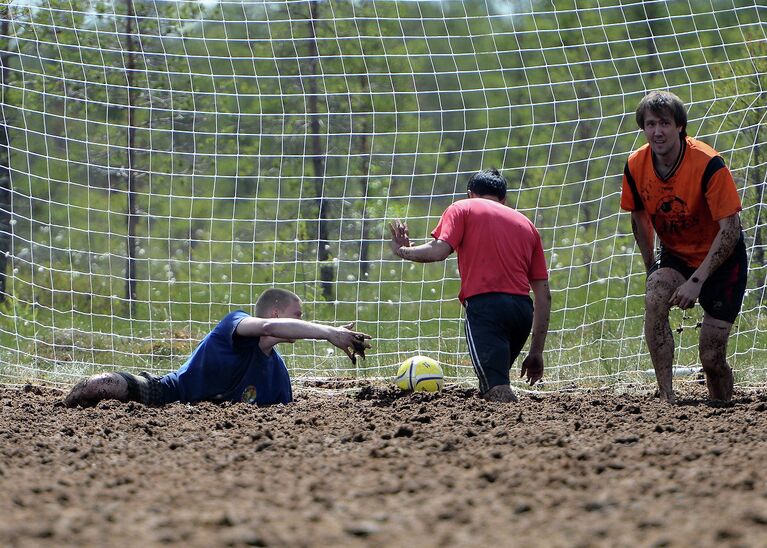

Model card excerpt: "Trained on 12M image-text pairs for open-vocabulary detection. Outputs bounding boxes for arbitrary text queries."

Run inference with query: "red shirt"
[621,136,742,268]
[431,198,548,303]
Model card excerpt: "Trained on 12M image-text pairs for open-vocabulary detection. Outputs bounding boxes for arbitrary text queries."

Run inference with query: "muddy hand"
[338,322,372,365]
[350,334,367,366]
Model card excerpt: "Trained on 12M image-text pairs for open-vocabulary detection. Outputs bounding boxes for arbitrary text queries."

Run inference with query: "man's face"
[276,298,303,320]
[643,110,683,158]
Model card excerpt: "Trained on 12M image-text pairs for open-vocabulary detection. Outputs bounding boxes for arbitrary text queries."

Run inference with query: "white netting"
[0,0,765,389]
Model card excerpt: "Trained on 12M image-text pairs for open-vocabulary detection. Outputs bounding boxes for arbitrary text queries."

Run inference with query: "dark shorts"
[648,235,748,323]
[117,372,168,407]
[464,292,534,393]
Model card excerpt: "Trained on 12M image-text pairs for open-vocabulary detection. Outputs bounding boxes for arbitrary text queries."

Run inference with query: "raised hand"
[389,219,411,257]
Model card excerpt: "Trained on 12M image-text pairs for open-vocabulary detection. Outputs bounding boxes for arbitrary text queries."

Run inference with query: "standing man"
[64,288,371,408]
[621,90,747,403]
[390,169,551,403]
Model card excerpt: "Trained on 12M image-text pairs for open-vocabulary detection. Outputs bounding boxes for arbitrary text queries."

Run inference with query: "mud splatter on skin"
[3,384,767,547]
[644,269,686,400]
[699,322,730,370]
[704,216,741,275]
[630,213,656,270]
[63,373,128,407]
[699,321,734,401]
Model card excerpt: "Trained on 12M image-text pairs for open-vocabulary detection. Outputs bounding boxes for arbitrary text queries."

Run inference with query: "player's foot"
[482,385,517,403]
[62,373,128,408]
[658,389,676,405]
[63,378,91,408]
[705,366,734,402]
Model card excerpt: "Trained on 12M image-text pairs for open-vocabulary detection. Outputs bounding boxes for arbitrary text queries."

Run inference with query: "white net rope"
[0,0,765,388]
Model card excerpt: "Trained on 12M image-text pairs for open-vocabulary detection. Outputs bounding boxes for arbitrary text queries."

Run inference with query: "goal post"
[0,0,765,389]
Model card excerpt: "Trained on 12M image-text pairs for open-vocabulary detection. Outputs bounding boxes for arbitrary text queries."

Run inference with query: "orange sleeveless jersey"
[621,136,742,268]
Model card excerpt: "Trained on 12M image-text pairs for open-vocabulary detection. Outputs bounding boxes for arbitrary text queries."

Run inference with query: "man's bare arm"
[389,219,453,263]
[631,210,655,270]
[692,213,741,283]
[236,317,333,340]
[396,239,453,263]
[670,213,741,309]
[236,317,371,361]
[528,279,551,355]
[520,279,551,386]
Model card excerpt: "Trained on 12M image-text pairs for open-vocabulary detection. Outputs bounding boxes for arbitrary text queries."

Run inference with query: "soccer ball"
[394,355,444,393]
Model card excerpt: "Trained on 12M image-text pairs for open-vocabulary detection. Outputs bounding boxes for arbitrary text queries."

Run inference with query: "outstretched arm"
[389,219,452,263]
[670,213,741,310]
[236,318,371,362]
[520,279,551,386]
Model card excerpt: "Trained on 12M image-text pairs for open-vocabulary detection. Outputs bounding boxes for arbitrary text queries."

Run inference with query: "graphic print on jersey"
[652,194,699,236]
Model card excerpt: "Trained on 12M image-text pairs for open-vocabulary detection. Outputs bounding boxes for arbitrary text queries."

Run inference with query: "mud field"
[2,381,767,548]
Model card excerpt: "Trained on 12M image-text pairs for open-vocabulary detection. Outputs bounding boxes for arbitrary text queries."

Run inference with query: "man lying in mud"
[64,288,371,408]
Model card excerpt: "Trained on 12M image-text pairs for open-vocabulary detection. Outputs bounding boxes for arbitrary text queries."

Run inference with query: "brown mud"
[2,382,767,547]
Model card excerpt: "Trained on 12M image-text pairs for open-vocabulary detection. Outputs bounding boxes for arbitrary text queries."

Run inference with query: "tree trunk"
[358,74,372,279]
[641,1,662,75]
[750,139,764,256]
[0,12,14,303]
[308,1,333,300]
[750,141,765,298]
[125,0,139,317]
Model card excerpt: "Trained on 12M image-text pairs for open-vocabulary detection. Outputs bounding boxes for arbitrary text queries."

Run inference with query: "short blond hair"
[254,288,299,318]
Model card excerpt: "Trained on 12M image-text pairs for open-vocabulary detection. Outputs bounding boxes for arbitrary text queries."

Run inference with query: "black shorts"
[464,292,534,393]
[117,372,168,406]
[648,234,748,323]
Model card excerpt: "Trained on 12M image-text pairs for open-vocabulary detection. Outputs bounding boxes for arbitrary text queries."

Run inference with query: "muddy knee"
[644,291,672,319]
[645,270,683,317]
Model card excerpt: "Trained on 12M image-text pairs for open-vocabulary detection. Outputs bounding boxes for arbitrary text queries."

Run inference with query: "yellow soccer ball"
[395,355,444,393]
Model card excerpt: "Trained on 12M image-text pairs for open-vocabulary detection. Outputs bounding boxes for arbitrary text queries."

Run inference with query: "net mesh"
[0,0,765,389]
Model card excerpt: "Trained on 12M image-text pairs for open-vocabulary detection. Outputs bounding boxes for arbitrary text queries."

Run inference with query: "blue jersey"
[160,310,293,406]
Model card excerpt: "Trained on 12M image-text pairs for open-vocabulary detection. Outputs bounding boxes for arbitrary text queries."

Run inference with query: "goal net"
[0,0,765,390]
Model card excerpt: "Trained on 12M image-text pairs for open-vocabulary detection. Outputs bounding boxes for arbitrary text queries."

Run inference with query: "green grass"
[2,267,765,391]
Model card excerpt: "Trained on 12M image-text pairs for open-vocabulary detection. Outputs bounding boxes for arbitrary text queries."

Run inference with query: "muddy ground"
[2,381,767,547]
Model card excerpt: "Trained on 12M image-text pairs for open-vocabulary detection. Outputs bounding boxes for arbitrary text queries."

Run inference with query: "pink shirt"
[431,198,548,303]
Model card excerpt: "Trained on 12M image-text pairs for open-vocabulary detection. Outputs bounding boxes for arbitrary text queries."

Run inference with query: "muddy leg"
[699,315,734,402]
[63,373,129,408]
[645,269,686,404]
